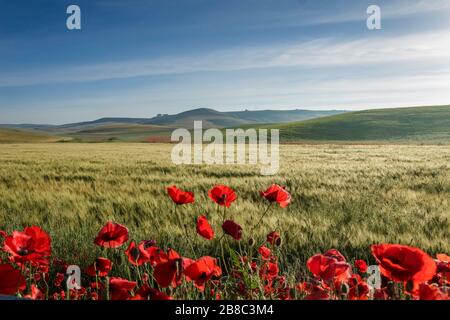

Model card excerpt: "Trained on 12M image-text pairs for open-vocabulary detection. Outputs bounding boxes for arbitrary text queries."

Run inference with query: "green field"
[266,105,450,143]
[1,143,449,281]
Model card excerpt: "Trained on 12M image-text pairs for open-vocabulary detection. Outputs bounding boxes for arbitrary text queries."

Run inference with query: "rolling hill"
[0,108,346,142]
[68,124,174,142]
[1,108,346,132]
[144,108,346,128]
[0,128,63,143]
[1,106,449,143]
[265,105,450,143]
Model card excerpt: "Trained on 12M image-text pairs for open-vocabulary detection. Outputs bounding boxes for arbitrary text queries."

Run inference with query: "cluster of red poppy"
[301,246,449,300]
[0,184,448,300]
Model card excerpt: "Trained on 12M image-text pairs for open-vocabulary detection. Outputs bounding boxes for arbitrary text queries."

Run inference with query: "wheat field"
[0,143,449,278]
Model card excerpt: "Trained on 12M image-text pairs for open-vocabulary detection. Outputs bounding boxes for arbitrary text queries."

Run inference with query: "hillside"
[144,108,250,128]
[268,105,450,143]
[0,108,347,142]
[145,108,346,128]
[2,106,449,143]
[0,128,62,143]
[1,108,346,132]
[68,124,173,142]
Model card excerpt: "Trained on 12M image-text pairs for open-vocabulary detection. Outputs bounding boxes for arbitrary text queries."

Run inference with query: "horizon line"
[1,104,450,126]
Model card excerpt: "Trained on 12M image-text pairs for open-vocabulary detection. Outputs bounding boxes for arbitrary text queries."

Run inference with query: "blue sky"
[1,0,450,124]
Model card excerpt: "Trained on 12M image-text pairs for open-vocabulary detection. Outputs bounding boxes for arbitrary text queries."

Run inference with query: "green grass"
[0,143,449,282]
[265,105,450,143]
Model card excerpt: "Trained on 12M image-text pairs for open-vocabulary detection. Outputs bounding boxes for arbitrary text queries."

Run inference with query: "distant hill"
[67,124,174,142]
[0,108,346,142]
[2,106,448,143]
[143,108,250,128]
[1,108,346,131]
[0,128,62,143]
[144,108,345,128]
[266,105,450,143]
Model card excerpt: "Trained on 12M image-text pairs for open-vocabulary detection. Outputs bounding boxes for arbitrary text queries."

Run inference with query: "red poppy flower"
[417,283,448,300]
[307,253,351,284]
[304,285,330,300]
[355,259,368,273]
[371,244,436,284]
[0,230,6,238]
[261,184,291,208]
[196,215,214,240]
[184,256,222,291]
[0,264,26,295]
[167,186,194,205]
[436,254,450,281]
[258,245,272,261]
[154,259,181,288]
[349,284,370,300]
[222,220,242,240]
[3,226,51,266]
[54,272,65,287]
[146,246,169,267]
[346,274,370,300]
[109,277,137,300]
[153,248,184,288]
[323,249,347,262]
[94,221,129,248]
[266,231,281,246]
[86,257,112,277]
[437,254,450,263]
[134,285,173,300]
[182,257,195,270]
[208,185,237,207]
[52,258,69,271]
[259,261,279,280]
[125,241,151,266]
[26,284,44,300]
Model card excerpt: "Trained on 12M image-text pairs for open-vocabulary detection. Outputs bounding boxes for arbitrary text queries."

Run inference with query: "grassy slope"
[67,124,174,142]
[268,105,450,142]
[0,128,62,143]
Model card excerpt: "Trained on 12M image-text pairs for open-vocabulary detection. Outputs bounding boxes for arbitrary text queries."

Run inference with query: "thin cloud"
[1,30,450,87]
[302,0,450,25]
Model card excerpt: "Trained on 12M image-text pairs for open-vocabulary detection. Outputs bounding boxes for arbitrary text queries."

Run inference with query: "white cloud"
[1,29,450,87]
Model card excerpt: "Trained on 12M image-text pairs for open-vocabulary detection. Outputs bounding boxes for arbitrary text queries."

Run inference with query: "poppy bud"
[248,237,255,246]
[405,280,415,293]
[386,281,396,297]
[275,237,282,247]
[130,247,140,261]
[340,283,349,294]
[267,231,282,246]
[142,239,156,248]
[34,273,42,282]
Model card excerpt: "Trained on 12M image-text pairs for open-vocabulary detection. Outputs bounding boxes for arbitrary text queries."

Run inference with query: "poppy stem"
[220,236,230,275]
[251,203,273,234]
[222,205,226,224]
[135,265,142,284]
[174,204,197,256]
[43,272,49,300]
[106,276,110,300]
